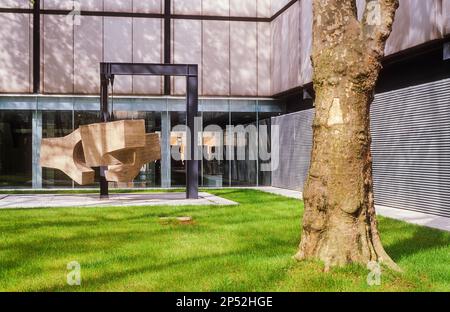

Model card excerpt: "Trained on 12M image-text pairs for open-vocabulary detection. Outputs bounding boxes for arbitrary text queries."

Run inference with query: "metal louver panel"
[370,78,450,218]
[271,109,314,191]
[271,78,450,218]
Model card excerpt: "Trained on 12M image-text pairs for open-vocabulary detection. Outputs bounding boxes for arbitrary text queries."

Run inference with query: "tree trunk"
[295,0,400,271]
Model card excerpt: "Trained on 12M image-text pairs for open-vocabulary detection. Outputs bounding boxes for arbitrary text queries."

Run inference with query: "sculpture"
[40,128,95,185]
[40,120,161,185]
[105,133,161,182]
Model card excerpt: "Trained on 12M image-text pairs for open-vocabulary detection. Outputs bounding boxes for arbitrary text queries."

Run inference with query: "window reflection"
[0,111,32,188]
[202,111,229,187]
[230,111,258,186]
[42,111,73,188]
[170,112,186,187]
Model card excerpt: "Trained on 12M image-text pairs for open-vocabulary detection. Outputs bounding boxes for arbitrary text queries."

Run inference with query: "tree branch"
[362,0,399,56]
[312,0,360,50]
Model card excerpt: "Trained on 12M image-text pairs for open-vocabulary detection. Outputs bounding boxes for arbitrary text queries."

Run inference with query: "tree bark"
[295,0,400,271]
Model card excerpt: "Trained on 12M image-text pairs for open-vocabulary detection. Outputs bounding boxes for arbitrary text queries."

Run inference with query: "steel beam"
[164,0,171,95]
[102,63,197,77]
[33,0,40,93]
[99,72,110,198]
[186,73,199,199]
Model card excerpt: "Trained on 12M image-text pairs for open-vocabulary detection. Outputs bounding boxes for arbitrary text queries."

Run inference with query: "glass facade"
[0,97,282,189]
[0,111,32,188]
[170,111,187,187]
[202,111,229,187]
[42,111,73,188]
[230,110,258,186]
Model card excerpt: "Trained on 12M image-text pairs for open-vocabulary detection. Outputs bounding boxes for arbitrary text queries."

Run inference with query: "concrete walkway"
[252,187,450,232]
[0,192,237,209]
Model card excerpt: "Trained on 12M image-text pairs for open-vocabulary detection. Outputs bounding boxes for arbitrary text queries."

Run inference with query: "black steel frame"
[100,62,199,200]
[32,0,40,93]
[164,0,171,95]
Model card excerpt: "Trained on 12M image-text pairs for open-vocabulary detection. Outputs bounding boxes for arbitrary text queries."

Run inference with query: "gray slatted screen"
[272,78,450,218]
[271,109,314,191]
[371,78,450,218]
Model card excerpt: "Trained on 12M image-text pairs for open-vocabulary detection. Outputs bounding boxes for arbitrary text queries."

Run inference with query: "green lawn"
[0,189,449,292]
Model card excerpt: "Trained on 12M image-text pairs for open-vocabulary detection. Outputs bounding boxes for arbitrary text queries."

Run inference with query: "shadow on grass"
[34,250,247,291]
[21,235,295,291]
[384,225,450,262]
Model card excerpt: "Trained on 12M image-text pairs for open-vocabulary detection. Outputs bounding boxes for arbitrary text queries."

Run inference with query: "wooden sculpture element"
[40,120,161,185]
[40,129,95,185]
[79,120,146,167]
[105,133,161,182]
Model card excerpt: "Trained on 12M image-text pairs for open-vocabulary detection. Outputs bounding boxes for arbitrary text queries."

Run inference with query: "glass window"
[170,111,186,187]
[42,111,74,188]
[140,111,161,188]
[74,111,101,188]
[202,111,229,187]
[0,111,32,188]
[74,110,101,128]
[230,111,258,186]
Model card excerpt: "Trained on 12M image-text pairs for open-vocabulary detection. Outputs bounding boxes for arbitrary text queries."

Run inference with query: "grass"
[0,189,449,292]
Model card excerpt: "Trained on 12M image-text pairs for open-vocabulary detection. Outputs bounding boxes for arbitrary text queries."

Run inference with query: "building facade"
[0,0,449,200]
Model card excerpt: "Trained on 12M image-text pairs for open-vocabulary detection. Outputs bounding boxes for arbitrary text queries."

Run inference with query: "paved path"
[0,192,237,209]
[251,187,450,232]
